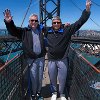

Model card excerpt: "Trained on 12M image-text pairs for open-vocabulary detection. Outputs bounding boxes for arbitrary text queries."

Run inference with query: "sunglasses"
[53,22,61,24]
[30,20,38,22]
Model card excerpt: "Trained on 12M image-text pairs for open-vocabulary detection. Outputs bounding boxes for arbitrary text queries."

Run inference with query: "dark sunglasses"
[53,22,61,24]
[30,20,38,22]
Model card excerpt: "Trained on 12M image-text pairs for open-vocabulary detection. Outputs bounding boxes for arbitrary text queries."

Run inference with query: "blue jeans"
[48,58,68,95]
[27,57,45,95]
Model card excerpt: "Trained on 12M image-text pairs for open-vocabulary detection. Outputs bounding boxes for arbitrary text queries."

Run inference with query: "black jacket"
[4,20,46,59]
[46,9,91,60]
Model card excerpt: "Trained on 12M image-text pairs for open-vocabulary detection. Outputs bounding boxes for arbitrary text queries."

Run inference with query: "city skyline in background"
[0,0,100,30]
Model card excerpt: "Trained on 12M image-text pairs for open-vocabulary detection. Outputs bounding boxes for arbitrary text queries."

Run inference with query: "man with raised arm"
[3,10,46,100]
[46,0,91,100]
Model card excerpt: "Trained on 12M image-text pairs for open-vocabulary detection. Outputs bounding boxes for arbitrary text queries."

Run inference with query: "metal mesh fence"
[68,47,100,100]
[0,46,100,100]
[0,54,28,100]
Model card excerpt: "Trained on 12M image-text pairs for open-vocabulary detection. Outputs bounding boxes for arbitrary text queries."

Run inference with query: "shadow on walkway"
[41,84,51,98]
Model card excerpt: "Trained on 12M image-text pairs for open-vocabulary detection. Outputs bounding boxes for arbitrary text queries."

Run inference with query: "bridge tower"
[39,0,60,26]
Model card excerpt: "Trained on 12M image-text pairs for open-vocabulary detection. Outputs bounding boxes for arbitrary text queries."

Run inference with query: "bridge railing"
[0,53,28,100]
[0,36,22,56]
[67,46,100,100]
[0,36,100,100]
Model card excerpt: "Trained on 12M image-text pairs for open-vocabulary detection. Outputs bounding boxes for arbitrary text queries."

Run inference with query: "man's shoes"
[67,97,71,100]
[37,92,41,97]
[37,92,44,100]
[51,93,57,100]
[60,96,67,100]
[31,95,36,100]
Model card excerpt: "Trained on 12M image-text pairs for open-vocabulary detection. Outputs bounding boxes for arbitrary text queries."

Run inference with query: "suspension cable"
[92,1,100,7]
[21,0,33,27]
[70,0,100,29]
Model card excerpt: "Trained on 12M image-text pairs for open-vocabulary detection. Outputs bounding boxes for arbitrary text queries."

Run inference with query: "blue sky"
[0,0,100,30]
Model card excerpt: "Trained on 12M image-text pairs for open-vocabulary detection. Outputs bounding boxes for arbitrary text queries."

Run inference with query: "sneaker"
[37,92,41,97]
[31,95,36,100]
[60,96,67,100]
[51,93,57,100]
[67,97,71,100]
[37,93,43,100]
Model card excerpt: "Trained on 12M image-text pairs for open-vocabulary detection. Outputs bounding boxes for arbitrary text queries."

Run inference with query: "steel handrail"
[0,54,19,71]
[71,46,100,73]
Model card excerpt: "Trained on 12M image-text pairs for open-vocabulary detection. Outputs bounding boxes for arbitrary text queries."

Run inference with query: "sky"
[0,0,100,30]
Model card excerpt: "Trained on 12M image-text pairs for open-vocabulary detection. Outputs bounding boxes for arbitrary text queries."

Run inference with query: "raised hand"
[86,0,92,12]
[3,9,12,22]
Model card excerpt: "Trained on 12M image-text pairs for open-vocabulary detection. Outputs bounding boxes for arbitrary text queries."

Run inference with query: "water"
[0,51,22,62]
[0,30,22,63]
[0,29,8,36]
[82,53,100,65]
[71,43,100,65]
